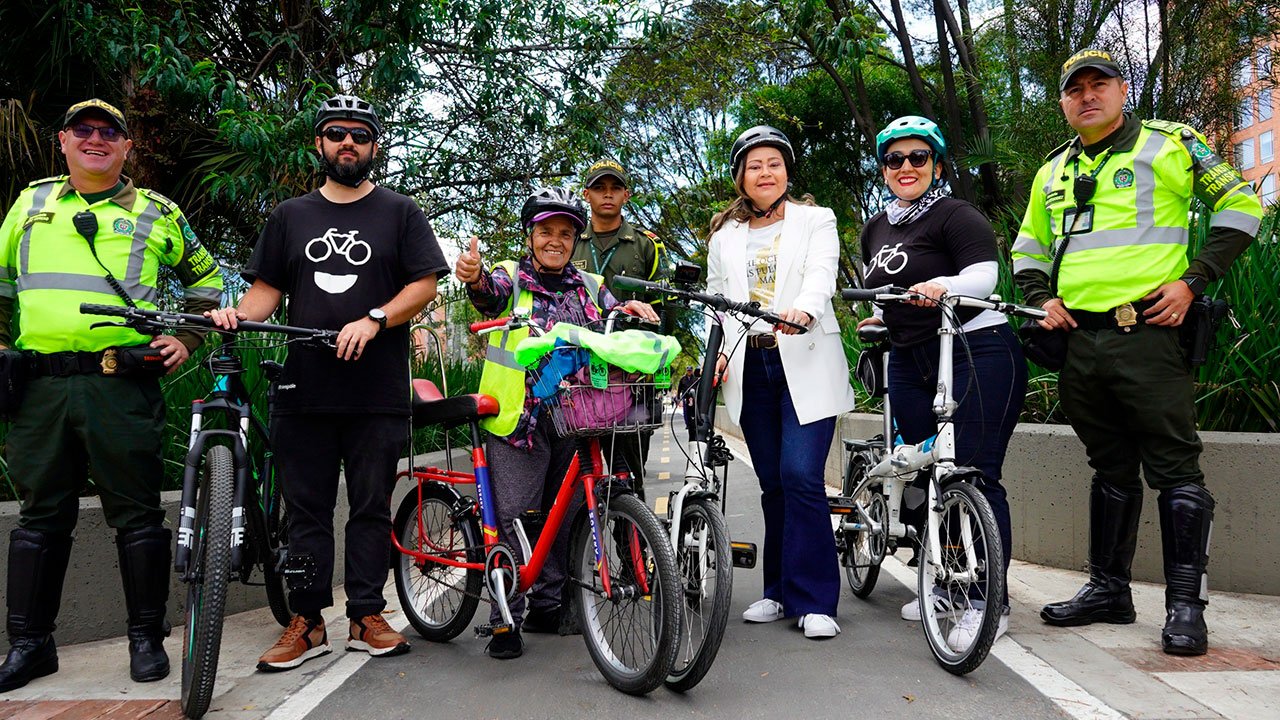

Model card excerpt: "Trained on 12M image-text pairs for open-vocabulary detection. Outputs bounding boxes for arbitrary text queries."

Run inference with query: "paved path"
[3,412,1277,719]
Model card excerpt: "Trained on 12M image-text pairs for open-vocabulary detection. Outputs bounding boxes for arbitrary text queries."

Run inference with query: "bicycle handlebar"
[469,317,510,333]
[611,276,808,332]
[79,303,340,345]
[839,287,1048,320]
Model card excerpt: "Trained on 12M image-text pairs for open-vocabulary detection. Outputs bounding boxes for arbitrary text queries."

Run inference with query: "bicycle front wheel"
[181,445,235,720]
[392,482,483,641]
[572,492,681,695]
[665,496,732,693]
[918,481,1005,676]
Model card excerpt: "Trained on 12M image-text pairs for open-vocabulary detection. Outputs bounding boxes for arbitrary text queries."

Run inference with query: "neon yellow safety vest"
[0,176,223,352]
[477,260,603,437]
[1012,120,1262,312]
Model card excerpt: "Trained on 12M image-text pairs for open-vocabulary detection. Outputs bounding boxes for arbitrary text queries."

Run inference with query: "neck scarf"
[885,186,948,226]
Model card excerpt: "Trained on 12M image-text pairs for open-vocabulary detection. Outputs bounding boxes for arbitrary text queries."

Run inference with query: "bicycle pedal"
[474,622,513,638]
[730,541,757,569]
[827,497,857,513]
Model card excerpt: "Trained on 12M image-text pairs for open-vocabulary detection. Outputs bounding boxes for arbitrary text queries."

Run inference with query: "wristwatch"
[367,308,387,330]
[1181,276,1208,297]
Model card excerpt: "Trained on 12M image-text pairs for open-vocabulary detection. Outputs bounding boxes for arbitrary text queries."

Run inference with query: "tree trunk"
[933,2,975,203]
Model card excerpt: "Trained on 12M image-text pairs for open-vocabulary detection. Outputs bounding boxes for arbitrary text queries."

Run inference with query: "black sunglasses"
[882,149,933,170]
[321,126,374,145]
[68,123,126,142]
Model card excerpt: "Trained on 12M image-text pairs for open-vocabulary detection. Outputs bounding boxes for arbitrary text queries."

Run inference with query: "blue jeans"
[738,347,840,617]
[887,323,1027,605]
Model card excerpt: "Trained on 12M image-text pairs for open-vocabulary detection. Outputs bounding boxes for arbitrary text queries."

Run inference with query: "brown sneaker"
[257,615,332,672]
[347,614,410,657]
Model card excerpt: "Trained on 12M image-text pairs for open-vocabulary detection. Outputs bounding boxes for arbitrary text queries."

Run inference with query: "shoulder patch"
[1141,118,1192,136]
[1043,139,1072,162]
[26,175,67,188]
[639,229,660,242]
[139,188,179,216]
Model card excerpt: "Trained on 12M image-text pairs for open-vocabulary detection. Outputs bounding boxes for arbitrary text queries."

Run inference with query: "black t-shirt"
[859,197,997,347]
[244,187,449,414]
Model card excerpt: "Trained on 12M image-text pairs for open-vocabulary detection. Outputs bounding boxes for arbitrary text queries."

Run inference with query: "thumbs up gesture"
[455,236,482,285]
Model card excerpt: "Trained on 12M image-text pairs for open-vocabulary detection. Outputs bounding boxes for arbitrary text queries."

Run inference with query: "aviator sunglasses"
[321,125,374,145]
[882,149,933,170]
[68,123,126,142]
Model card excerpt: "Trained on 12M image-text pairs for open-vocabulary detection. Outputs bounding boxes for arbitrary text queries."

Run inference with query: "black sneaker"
[485,629,523,660]
[522,607,560,634]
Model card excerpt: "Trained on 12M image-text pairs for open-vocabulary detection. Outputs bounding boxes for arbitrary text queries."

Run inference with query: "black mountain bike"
[79,303,337,719]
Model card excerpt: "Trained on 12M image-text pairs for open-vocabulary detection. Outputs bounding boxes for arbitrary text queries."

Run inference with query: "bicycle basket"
[529,360,663,438]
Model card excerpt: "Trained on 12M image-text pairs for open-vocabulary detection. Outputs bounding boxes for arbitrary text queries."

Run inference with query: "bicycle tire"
[392,483,483,641]
[918,481,1005,675]
[259,469,292,627]
[571,492,681,695]
[665,497,732,692]
[837,452,886,598]
[181,446,235,720]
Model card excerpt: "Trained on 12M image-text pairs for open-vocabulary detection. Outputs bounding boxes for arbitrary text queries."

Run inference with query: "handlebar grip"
[470,317,510,333]
[611,275,657,294]
[1008,305,1049,320]
[79,302,130,317]
[840,286,899,302]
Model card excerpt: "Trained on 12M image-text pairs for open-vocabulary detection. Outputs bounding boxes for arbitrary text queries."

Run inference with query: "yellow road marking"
[658,471,670,480]
[654,496,669,515]
[660,456,670,463]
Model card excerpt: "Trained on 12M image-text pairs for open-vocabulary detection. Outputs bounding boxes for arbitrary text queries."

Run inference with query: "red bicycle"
[390,315,681,695]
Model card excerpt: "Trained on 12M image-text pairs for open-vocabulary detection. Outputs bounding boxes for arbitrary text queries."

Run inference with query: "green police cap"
[583,159,631,189]
[1060,49,1123,92]
[63,98,128,135]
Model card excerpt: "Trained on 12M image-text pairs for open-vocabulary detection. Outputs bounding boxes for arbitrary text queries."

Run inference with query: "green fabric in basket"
[513,323,682,374]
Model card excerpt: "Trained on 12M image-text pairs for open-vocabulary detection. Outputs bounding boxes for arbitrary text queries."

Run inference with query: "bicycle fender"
[937,466,985,487]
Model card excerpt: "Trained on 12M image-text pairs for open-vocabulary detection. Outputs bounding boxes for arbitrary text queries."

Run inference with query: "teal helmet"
[875,115,947,163]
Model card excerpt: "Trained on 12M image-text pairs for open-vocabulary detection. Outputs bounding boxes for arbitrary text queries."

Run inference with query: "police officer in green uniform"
[0,99,223,691]
[572,160,668,493]
[1012,51,1262,656]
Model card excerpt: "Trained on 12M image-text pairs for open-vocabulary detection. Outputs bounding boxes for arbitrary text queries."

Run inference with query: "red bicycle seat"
[410,378,500,429]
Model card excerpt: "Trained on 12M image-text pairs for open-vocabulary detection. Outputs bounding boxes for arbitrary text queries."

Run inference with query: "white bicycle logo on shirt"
[868,243,909,275]
[305,228,371,266]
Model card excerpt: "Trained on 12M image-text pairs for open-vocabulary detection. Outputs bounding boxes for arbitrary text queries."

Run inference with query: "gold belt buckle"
[1114,303,1138,328]
[100,347,119,375]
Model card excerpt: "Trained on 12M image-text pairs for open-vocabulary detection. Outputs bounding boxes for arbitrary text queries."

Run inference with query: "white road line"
[726,431,1123,720]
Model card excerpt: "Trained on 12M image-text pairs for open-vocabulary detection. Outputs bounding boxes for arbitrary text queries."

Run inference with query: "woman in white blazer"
[707,125,855,640]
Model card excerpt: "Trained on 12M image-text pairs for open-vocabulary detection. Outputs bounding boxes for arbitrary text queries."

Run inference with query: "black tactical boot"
[1041,480,1142,626]
[117,527,172,682]
[1159,484,1213,656]
[0,529,72,692]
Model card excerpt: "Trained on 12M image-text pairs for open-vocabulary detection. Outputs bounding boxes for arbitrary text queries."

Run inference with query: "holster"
[0,349,29,420]
[1179,297,1229,367]
[1018,320,1068,371]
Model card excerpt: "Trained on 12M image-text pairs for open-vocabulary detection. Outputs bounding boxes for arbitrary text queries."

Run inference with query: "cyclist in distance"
[0,98,223,692]
[707,125,855,640]
[857,115,1027,648]
[208,94,449,671]
[454,186,659,659]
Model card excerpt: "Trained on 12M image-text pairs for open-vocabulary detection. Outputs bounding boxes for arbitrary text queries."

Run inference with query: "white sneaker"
[742,598,785,623]
[901,593,957,621]
[946,608,1009,650]
[798,613,840,639]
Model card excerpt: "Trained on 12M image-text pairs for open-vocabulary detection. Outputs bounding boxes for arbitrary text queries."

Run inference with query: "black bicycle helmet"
[730,125,795,177]
[313,94,382,139]
[520,186,588,231]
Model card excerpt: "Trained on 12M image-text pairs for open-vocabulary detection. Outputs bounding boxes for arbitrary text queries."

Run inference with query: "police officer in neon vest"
[1012,49,1262,656]
[455,187,658,659]
[0,99,223,691]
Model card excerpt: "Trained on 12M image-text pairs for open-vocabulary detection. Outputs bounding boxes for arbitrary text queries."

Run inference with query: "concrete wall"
[716,410,1280,597]
[0,447,471,646]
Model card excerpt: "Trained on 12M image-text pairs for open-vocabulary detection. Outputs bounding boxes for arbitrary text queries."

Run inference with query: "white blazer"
[706,201,856,426]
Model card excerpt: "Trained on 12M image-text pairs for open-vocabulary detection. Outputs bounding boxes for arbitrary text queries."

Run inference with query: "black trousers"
[6,374,166,533]
[272,413,408,619]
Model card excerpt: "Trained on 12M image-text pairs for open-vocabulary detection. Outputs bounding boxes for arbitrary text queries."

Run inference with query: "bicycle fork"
[174,399,253,579]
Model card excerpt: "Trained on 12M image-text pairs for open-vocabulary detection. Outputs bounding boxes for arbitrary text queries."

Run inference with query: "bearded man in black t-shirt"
[209,95,449,671]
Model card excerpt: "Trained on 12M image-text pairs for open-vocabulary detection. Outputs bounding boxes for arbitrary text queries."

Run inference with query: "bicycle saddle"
[856,324,890,345]
[410,378,499,429]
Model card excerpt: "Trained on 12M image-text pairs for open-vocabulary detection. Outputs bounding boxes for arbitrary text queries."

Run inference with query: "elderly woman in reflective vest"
[452,186,657,659]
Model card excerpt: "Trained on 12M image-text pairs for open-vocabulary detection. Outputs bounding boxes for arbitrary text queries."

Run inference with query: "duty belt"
[27,350,113,377]
[1070,300,1155,333]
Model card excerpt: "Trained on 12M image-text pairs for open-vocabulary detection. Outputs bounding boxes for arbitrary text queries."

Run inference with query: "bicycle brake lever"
[89,321,130,330]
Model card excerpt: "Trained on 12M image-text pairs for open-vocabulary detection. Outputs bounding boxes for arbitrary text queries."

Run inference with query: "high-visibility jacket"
[1012,118,1262,312]
[477,259,603,437]
[0,175,223,352]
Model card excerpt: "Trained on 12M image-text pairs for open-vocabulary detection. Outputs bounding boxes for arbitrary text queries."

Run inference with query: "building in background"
[1232,41,1278,206]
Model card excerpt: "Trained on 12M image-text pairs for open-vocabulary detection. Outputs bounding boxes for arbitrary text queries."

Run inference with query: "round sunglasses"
[882,149,933,170]
[321,125,374,145]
